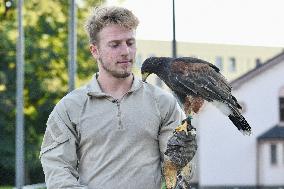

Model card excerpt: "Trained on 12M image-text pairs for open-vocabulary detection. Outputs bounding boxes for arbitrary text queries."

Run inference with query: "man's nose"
[120,42,130,55]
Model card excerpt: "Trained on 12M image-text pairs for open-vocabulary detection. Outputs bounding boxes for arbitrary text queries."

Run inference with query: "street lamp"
[172,0,177,58]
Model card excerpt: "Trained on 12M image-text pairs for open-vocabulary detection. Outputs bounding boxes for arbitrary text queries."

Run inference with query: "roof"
[231,51,284,89]
[257,125,284,141]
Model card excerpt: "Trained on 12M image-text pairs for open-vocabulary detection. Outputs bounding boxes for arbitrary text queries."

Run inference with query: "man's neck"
[97,73,134,100]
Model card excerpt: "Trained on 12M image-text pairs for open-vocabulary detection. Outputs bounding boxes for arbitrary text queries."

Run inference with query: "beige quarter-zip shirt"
[40,74,185,189]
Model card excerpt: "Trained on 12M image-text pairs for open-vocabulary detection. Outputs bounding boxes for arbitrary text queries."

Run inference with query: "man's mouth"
[117,60,132,64]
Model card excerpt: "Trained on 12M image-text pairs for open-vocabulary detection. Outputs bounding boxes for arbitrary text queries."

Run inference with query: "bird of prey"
[141,56,251,189]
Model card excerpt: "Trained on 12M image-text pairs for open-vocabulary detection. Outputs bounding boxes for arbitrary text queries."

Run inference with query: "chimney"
[255,58,261,68]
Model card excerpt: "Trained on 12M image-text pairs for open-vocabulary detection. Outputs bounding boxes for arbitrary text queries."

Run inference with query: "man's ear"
[90,44,99,59]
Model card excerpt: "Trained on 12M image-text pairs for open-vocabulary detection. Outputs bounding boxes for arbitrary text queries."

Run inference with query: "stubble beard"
[99,58,132,78]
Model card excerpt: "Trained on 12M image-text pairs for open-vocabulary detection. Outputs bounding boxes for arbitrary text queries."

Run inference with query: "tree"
[0,0,103,185]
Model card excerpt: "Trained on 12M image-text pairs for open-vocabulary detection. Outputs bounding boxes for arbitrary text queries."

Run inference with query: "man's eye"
[127,40,135,46]
[127,42,133,46]
[110,43,119,48]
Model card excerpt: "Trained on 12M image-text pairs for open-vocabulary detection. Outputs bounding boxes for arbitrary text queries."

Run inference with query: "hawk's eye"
[102,16,109,20]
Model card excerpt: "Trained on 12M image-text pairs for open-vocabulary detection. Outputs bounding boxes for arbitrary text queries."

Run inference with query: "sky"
[105,0,284,47]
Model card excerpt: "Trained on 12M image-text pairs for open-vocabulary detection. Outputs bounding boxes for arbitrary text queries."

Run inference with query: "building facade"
[133,40,284,188]
[196,52,284,188]
[133,40,282,81]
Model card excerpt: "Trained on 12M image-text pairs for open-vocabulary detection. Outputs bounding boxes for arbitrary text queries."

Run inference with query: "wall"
[197,59,284,187]
[134,40,282,81]
[259,141,284,186]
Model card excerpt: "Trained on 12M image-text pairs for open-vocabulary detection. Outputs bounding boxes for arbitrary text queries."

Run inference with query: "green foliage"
[0,0,103,185]
[0,186,13,189]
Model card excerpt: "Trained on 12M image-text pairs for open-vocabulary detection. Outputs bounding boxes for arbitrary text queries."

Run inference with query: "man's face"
[90,24,136,78]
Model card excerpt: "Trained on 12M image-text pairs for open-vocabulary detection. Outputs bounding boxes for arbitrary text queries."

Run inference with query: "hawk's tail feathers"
[232,95,242,110]
[228,114,252,136]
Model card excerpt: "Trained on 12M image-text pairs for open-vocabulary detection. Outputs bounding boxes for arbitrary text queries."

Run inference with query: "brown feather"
[192,96,205,113]
[171,61,210,76]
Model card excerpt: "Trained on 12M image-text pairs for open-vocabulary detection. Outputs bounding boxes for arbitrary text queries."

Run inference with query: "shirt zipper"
[110,93,130,130]
[115,101,123,129]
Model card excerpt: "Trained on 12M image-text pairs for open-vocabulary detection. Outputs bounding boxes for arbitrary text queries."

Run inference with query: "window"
[270,144,277,165]
[280,97,284,122]
[215,56,223,71]
[228,57,236,72]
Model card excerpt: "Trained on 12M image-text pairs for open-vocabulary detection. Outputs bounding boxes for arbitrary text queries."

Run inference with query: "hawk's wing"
[169,60,236,106]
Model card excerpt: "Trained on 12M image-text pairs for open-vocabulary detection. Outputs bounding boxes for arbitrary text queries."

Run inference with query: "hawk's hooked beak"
[142,72,150,82]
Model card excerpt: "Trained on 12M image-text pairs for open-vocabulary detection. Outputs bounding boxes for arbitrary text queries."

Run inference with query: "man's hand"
[163,118,198,189]
[165,122,197,167]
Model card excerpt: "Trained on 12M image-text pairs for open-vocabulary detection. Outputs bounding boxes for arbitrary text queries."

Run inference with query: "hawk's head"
[141,57,171,82]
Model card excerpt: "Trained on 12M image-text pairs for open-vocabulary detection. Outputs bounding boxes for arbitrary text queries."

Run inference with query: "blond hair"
[85,6,139,44]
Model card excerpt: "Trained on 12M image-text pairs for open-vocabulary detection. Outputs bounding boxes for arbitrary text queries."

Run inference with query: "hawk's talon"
[189,129,197,136]
[175,121,189,135]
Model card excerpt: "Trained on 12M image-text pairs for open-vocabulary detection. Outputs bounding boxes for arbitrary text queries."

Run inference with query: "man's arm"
[158,95,186,159]
[40,102,87,189]
[158,94,198,188]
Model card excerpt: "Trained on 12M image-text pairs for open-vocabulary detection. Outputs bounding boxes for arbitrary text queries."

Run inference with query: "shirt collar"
[87,73,143,97]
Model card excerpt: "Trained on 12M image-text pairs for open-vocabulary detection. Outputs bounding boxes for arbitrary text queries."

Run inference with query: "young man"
[40,6,196,189]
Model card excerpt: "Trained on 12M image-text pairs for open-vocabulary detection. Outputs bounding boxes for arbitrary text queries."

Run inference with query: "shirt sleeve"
[40,101,87,189]
[158,94,186,161]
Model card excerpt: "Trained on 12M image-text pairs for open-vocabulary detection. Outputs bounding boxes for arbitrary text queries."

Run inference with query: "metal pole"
[172,0,177,58]
[68,0,77,92]
[16,0,25,188]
